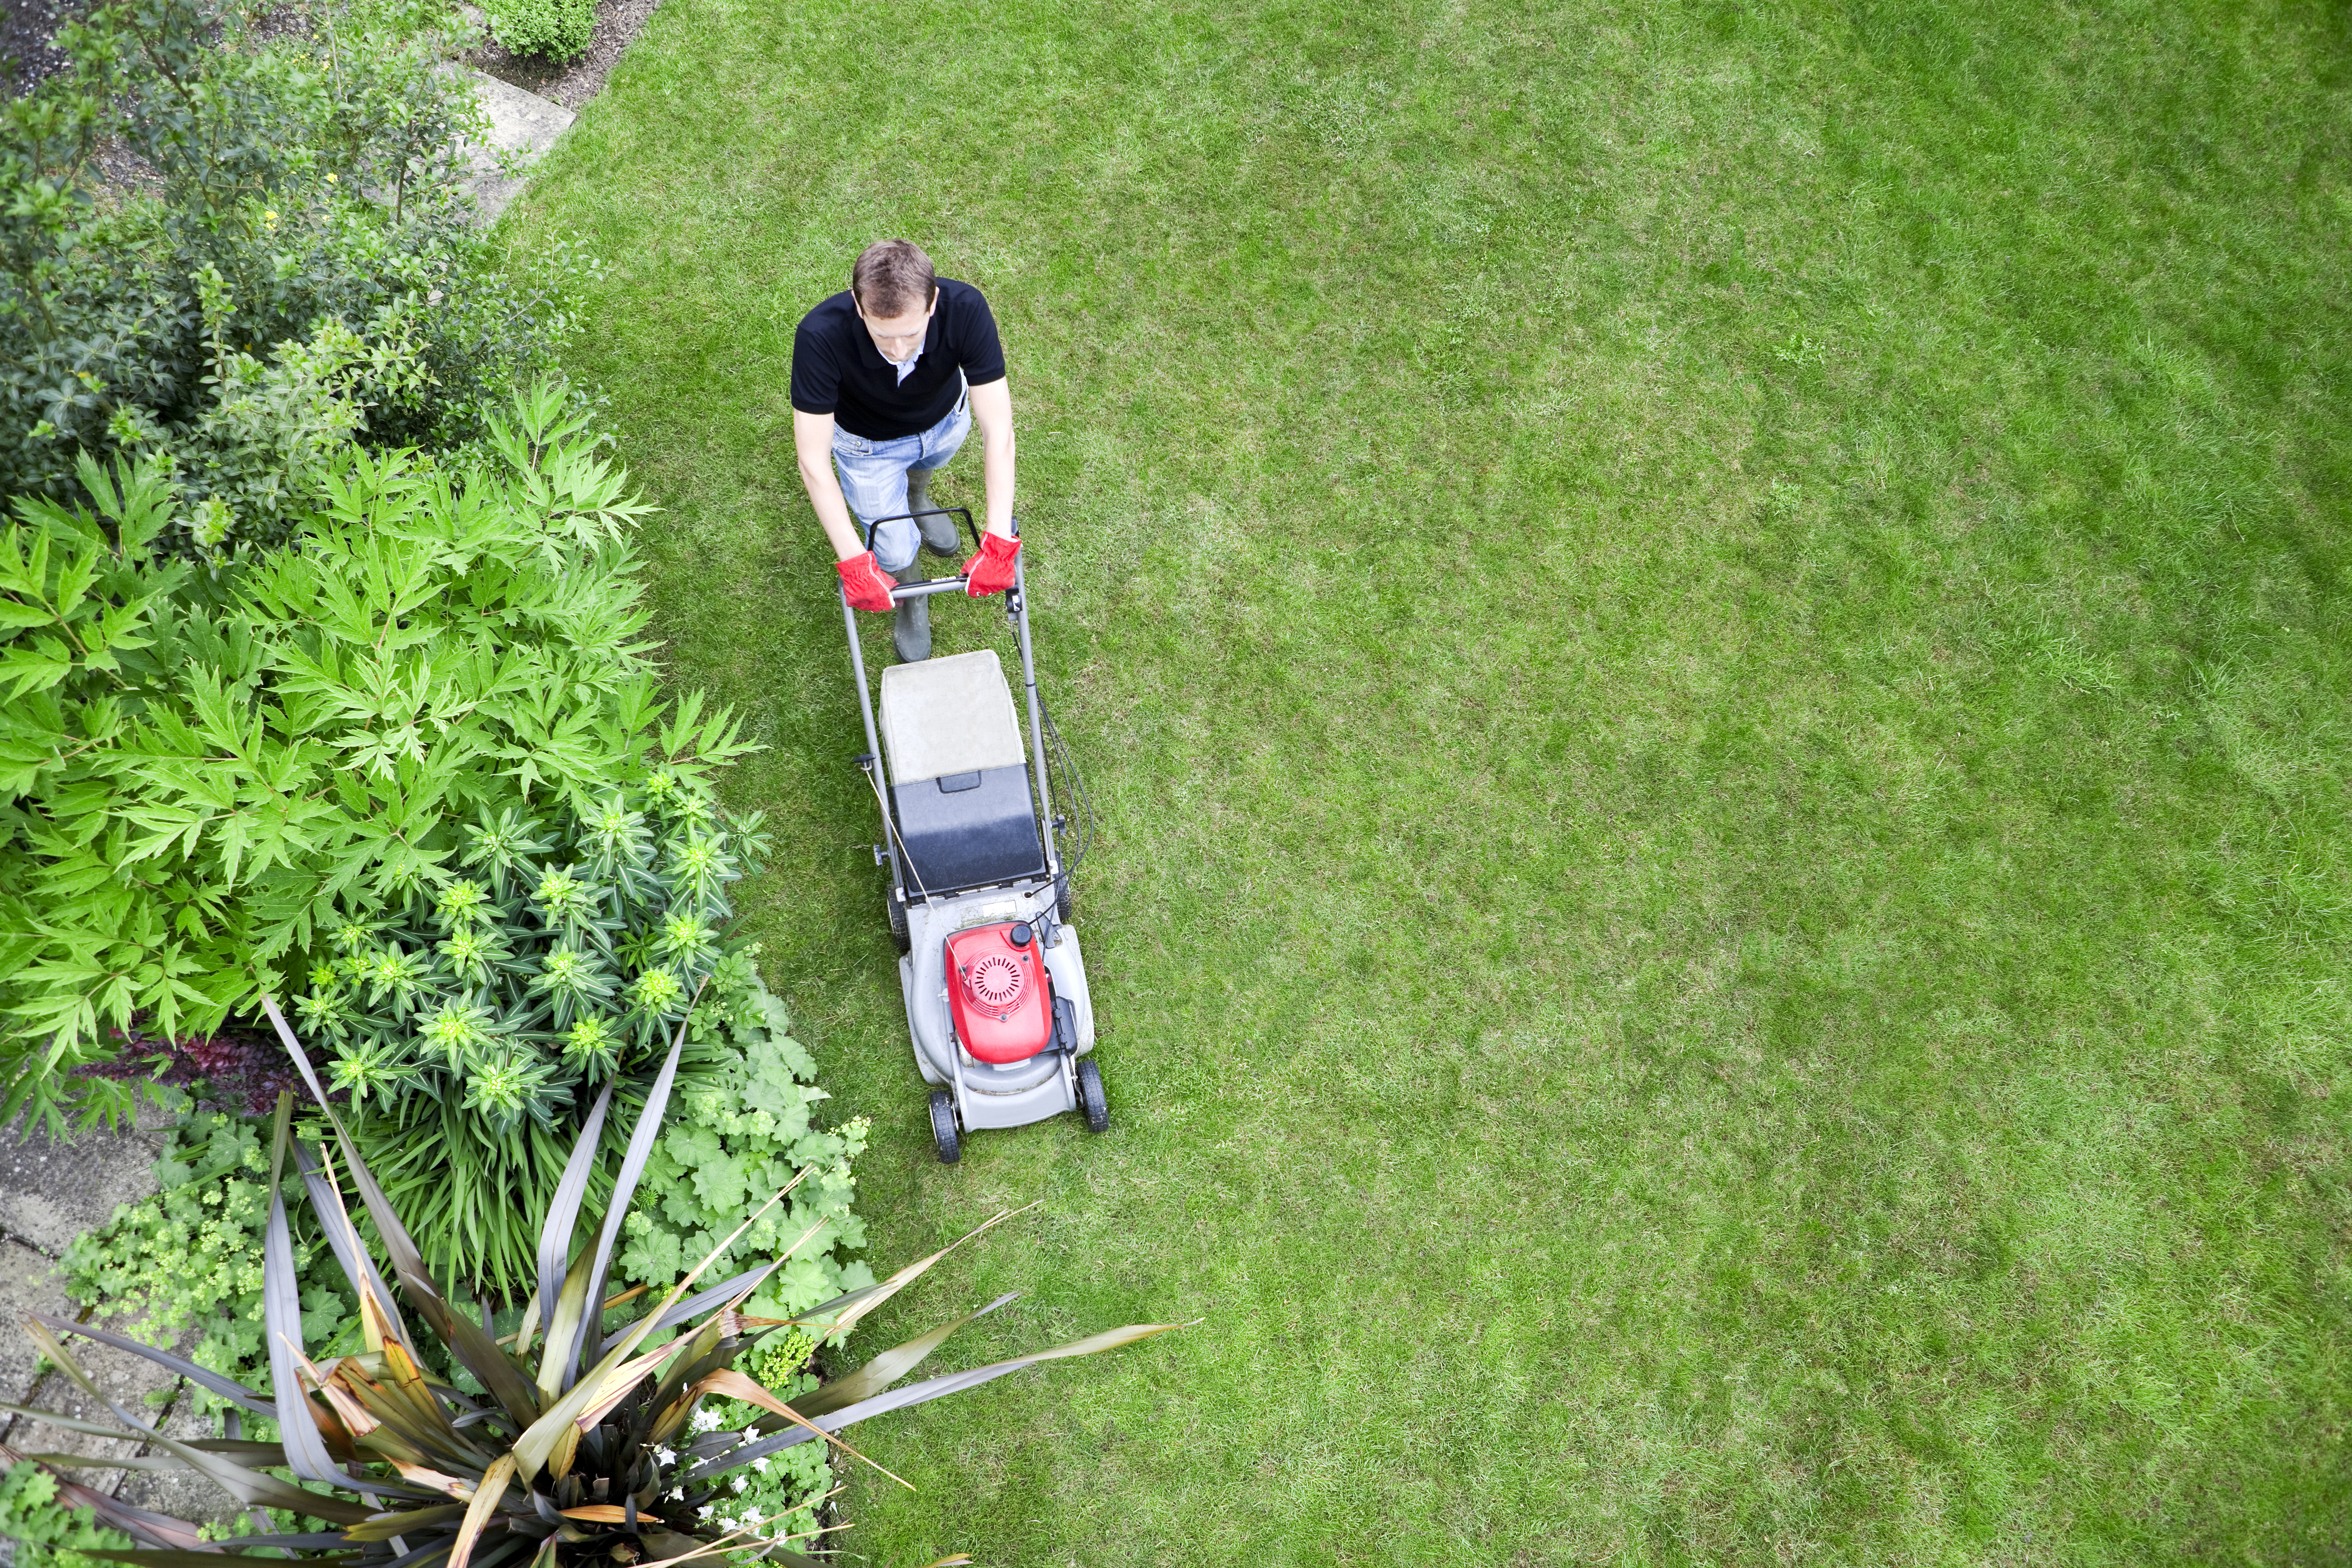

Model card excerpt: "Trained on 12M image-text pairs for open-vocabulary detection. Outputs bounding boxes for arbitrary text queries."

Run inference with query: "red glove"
[836,551,897,612]
[963,530,1021,597]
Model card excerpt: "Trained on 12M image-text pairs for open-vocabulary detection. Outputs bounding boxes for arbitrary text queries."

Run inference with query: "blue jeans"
[832,387,971,572]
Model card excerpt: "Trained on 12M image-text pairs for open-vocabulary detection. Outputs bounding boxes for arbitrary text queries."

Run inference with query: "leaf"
[0,636,78,698]
[784,1292,1018,1421]
[532,1078,612,1388]
[792,1203,1040,1345]
[78,1555,361,1568]
[26,1312,273,1419]
[563,999,698,1390]
[293,1140,416,1362]
[14,1325,377,1524]
[264,1118,383,1494]
[638,1259,782,1340]
[683,1320,1192,1485]
[444,1452,515,1568]
[683,1367,911,1489]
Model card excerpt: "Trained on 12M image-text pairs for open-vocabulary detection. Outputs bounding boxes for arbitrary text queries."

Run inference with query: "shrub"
[0,383,755,1132]
[0,0,587,547]
[486,0,597,63]
[299,788,782,1301]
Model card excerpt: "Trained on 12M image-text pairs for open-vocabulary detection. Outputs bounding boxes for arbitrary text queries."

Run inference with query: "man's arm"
[792,409,865,562]
[969,377,1016,539]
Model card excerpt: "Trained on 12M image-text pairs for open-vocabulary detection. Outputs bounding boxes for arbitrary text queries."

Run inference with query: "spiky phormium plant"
[3,1000,1177,1568]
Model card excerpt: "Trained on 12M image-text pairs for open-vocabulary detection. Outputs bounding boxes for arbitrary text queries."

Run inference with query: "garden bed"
[467,0,656,109]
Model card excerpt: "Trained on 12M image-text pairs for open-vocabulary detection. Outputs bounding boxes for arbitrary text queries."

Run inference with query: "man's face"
[855,289,937,364]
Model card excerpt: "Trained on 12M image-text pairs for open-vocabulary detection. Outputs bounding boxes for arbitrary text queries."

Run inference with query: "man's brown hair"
[851,240,937,318]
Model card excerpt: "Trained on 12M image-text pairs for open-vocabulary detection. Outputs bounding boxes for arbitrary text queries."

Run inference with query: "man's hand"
[963,531,1021,596]
[836,551,898,612]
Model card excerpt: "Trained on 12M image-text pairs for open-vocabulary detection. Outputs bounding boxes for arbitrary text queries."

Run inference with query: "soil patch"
[1,0,88,95]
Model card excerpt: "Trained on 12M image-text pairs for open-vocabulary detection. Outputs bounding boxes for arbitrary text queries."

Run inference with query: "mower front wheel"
[1076,1057,1109,1133]
[928,1090,961,1163]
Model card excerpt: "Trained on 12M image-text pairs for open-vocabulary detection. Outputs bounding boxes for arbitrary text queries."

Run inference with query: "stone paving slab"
[0,1116,165,1258]
[0,1238,72,1408]
[115,1383,243,1528]
[461,68,576,224]
[1,1313,185,1493]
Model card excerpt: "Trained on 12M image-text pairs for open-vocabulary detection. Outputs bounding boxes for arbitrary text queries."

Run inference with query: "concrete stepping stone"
[0,1112,236,1530]
[0,1117,166,1260]
[0,1238,71,1408]
[461,68,576,224]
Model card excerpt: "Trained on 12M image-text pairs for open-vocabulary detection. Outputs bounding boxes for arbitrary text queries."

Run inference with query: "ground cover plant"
[514,0,2352,1559]
[61,1103,351,1417]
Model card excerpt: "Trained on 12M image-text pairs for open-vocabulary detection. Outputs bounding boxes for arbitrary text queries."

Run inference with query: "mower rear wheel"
[928,1091,961,1163]
[1076,1057,1109,1133]
[1055,873,1074,925]
[886,890,910,955]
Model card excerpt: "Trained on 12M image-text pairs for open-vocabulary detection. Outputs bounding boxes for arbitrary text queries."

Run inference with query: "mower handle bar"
[856,505,1005,603]
[890,575,977,603]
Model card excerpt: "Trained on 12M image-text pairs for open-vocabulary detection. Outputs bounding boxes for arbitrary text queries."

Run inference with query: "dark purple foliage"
[77,1020,304,1114]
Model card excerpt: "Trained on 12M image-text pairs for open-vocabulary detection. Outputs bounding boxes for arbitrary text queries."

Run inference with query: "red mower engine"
[945,921,1055,1064]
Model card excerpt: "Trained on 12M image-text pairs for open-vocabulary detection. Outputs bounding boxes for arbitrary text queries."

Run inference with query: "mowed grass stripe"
[508,0,2352,1560]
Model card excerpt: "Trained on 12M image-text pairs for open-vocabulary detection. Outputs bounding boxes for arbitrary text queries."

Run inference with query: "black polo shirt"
[789,279,1007,441]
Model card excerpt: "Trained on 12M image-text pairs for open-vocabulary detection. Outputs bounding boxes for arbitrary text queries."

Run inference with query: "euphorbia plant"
[2,999,1178,1566]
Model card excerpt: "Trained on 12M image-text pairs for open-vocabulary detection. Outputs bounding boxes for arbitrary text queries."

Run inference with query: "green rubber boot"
[908,468,960,557]
[891,562,931,663]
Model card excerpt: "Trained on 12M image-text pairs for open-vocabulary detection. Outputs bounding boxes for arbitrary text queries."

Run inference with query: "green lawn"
[505,0,2352,1560]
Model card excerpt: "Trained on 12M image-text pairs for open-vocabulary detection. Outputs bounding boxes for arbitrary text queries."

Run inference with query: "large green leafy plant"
[0,0,580,539]
[300,781,763,1128]
[6,1006,1177,1568]
[300,811,807,1303]
[0,383,752,1130]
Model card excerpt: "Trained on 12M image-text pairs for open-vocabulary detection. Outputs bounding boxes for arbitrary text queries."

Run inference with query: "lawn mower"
[838,507,1105,1163]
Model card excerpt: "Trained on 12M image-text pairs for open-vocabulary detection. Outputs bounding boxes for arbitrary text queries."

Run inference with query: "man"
[790,239,1022,663]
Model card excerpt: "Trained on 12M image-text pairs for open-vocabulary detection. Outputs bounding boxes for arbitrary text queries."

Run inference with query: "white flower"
[696,1506,712,1522]
[740,1426,758,1443]
[666,1488,683,1501]
[653,1445,676,1466]
[690,1408,722,1433]
[744,1508,763,1525]
[730,1476,748,1494]
[750,1456,769,1474]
